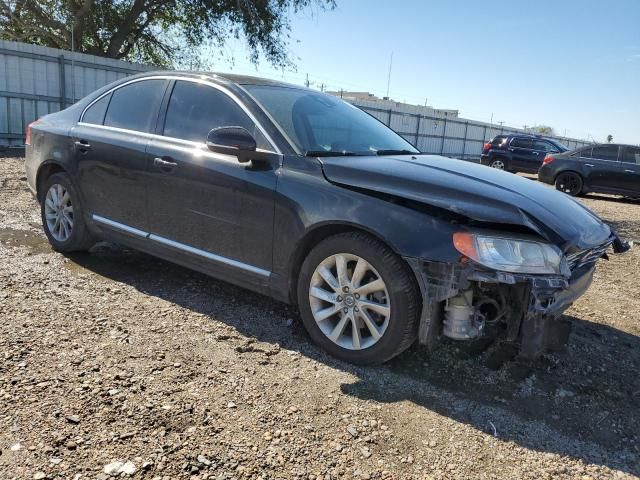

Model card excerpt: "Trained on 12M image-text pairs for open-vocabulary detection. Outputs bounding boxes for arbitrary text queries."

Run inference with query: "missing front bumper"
[405,257,598,359]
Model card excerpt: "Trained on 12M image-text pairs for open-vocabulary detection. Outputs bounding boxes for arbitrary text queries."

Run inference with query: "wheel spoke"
[359,299,390,317]
[354,278,385,296]
[45,197,55,209]
[335,254,349,287]
[350,316,361,349]
[63,214,73,230]
[314,304,341,322]
[45,212,57,220]
[329,312,350,342]
[350,257,368,288]
[317,265,340,292]
[310,286,338,304]
[358,310,382,340]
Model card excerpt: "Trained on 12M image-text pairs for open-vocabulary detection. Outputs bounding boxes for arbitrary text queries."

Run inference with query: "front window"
[244,85,418,156]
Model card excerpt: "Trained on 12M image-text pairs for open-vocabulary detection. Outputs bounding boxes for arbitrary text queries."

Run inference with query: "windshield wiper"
[305,150,366,157]
[375,149,417,156]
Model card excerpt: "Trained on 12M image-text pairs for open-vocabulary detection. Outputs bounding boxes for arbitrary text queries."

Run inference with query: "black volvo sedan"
[538,143,640,197]
[25,71,629,365]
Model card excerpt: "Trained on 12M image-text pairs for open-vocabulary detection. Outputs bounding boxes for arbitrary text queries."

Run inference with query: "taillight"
[483,142,491,153]
[25,120,39,145]
[543,155,554,165]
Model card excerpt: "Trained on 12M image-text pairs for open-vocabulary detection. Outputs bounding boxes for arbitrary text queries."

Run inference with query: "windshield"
[244,85,419,156]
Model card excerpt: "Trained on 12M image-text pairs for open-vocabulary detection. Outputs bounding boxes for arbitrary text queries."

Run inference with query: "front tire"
[41,172,94,252]
[555,171,583,196]
[297,232,420,365]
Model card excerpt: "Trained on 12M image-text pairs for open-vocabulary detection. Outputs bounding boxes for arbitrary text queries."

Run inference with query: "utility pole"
[385,52,393,99]
[305,73,310,88]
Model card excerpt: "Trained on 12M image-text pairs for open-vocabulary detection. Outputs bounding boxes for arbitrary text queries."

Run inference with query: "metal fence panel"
[0,40,149,146]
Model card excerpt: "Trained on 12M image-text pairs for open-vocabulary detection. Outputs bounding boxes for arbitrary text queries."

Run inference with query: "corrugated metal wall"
[0,40,149,147]
[350,104,591,160]
[0,40,590,157]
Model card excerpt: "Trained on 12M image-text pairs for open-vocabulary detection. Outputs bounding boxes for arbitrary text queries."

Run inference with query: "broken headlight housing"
[453,232,565,275]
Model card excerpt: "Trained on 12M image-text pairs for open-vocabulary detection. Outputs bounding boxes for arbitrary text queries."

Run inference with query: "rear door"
[532,139,560,173]
[619,146,640,195]
[508,137,536,171]
[73,78,168,232]
[582,144,622,192]
[145,79,279,282]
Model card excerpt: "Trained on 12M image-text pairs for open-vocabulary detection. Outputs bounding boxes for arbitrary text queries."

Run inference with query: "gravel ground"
[1,155,639,480]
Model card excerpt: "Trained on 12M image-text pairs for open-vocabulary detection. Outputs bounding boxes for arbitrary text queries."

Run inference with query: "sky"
[213,0,639,144]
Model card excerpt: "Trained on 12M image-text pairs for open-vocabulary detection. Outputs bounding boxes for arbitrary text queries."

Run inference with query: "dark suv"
[481,134,569,173]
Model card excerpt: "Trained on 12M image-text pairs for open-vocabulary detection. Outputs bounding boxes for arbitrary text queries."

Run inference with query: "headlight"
[453,232,564,275]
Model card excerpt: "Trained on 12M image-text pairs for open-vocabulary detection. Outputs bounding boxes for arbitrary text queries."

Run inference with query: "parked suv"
[481,134,569,173]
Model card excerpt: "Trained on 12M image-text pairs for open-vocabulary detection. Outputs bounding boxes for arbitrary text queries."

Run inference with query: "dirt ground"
[1,155,639,480]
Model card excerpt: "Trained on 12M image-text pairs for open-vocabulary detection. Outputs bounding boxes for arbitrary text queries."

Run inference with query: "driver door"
[145,79,278,279]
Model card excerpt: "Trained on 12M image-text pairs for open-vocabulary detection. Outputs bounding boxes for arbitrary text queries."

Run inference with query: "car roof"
[142,70,306,90]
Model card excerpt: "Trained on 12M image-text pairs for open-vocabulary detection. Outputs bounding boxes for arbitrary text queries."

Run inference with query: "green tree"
[0,0,335,67]
[607,134,613,143]
[530,125,556,136]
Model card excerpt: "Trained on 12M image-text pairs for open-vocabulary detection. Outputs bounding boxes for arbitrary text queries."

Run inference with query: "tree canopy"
[529,125,556,136]
[0,0,335,67]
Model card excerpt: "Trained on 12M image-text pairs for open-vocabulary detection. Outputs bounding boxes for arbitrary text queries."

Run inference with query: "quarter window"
[591,145,619,161]
[163,80,270,149]
[510,137,533,149]
[104,79,167,133]
[621,147,640,164]
[82,93,111,125]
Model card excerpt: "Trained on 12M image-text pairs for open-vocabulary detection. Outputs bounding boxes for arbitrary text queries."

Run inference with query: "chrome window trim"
[80,74,282,155]
[92,214,271,277]
[77,122,275,155]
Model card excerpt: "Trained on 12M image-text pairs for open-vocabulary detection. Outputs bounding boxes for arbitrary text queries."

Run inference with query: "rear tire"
[297,232,420,365]
[555,171,583,196]
[41,172,95,252]
[489,157,508,171]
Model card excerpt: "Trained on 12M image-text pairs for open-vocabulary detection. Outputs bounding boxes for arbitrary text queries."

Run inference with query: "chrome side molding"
[92,214,270,277]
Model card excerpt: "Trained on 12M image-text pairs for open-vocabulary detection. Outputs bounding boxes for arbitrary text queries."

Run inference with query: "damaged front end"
[406,234,631,359]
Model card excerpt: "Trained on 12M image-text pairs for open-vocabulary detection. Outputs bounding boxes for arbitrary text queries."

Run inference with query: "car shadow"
[66,244,640,476]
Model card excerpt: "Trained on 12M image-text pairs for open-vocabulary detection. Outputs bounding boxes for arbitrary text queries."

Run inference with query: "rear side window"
[490,135,507,146]
[572,146,592,158]
[163,80,270,149]
[510,137,532,149]
[621,147,640,164]
[82,93,111,125]
[104,79,167,133]
[533,140,557,152]
[591,145,619,161]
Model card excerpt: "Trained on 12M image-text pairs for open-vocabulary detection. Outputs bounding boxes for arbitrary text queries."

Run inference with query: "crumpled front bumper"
[404,233,630,359]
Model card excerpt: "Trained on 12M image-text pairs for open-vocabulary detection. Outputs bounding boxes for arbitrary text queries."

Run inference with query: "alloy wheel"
[44,183,74,242]
[490,159,505,169]
[309,253,391,350]
[556,172,581,196]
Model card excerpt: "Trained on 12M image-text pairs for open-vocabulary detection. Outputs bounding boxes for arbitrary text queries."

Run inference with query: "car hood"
[320,154,611,250]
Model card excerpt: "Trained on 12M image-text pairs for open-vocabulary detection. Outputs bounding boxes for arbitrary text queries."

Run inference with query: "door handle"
[585,164,594,167]
[74,140,91,151]
[532,152,538,155]
[153,157,177,171]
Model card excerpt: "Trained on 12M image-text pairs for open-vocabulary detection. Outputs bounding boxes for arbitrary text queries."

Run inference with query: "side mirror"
[206,126,256,162]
